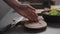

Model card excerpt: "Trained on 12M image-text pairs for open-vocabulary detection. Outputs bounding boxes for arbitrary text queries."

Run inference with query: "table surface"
[0,9,60,34]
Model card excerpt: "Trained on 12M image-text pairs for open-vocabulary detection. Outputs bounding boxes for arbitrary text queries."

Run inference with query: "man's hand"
[16,4,38,22]
[4,0,38,22]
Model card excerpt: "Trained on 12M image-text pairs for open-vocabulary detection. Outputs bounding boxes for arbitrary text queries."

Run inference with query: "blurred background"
[0,0,60,34]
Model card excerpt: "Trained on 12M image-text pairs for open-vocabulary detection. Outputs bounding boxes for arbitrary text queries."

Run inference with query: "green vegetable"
[48,9,59,16]
[44,9,60,16]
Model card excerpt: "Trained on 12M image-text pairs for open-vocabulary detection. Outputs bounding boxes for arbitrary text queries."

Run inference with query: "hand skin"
[44,8,51,11]
[3,0,38,22]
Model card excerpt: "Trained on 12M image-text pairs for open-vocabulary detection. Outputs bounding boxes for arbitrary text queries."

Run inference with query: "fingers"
[27,5,36,12]
[22,4,35,11]
[17,8,38,22]
[19,4,35,11]
[16,4,38,22]
[27,5,35,10]
[25,5,38,22]
[26,7,38,22]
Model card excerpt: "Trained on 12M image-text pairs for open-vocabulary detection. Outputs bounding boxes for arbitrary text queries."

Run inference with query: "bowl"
[41,11,60,22]
[40,11,60,28]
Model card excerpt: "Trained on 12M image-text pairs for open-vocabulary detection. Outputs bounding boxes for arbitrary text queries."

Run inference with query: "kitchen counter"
[0,9,60,34]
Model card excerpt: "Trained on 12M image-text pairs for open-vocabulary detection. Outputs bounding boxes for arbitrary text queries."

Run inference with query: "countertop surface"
[0,9,60,34]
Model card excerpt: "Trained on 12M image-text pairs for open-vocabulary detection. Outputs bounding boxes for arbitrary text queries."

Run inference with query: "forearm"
[3,0,22,10]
